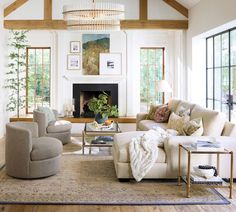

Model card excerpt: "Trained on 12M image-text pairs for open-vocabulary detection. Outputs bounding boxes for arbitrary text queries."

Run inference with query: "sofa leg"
[118,178,130,182]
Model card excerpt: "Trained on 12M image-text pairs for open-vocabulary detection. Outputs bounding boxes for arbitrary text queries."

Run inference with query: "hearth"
[73,83,118,118]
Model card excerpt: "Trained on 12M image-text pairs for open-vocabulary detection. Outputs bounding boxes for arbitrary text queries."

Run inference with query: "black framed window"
[206,27,236,121]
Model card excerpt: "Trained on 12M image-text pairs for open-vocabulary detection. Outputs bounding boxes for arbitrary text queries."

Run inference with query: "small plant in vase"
[87,92,118,124]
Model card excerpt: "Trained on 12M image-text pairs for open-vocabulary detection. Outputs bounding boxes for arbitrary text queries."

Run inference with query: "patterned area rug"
[0,155,230,205]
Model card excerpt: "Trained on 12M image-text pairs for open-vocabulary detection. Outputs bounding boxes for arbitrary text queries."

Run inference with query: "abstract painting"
[82,34,110,75]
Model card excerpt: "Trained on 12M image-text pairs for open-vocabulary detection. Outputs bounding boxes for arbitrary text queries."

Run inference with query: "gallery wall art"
[82,34,110,75]
[99,53,121,75]
[67,54,80,70]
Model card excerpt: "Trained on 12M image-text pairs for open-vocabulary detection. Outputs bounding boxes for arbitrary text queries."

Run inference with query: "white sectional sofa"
[112,99,236,180]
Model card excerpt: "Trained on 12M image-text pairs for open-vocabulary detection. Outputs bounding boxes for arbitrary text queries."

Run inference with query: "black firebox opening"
[73,84,118,118]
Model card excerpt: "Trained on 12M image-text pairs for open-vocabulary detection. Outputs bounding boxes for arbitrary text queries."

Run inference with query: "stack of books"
[191,139,224,151]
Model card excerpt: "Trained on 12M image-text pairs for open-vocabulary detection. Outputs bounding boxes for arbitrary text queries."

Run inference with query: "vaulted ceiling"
[1,0,200,9]
[1,0,201,30]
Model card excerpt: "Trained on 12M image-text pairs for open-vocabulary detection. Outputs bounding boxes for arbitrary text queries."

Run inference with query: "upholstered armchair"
[5,122,63,179]
[33,108,72,144]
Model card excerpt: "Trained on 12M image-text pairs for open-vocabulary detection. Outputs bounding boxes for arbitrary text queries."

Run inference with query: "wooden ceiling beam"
[163,0,188,18]
[44,0,52,20]
[4,19,188,30]
[121,20,188,30]
[4,20,67,30]
[4,0,29,17]
[140,0,148,20]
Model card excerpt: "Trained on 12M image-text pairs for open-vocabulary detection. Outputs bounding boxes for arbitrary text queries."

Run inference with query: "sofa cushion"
[168,99,181,112]
[47,120,72,133]
[31,137,62,161]
[175,100,196,115]
[167,112,190,135]
[113,132,166,163]
[190,105,226,136]
[138,120,168,131]
[222,122,236,136]
[154,104,171,123]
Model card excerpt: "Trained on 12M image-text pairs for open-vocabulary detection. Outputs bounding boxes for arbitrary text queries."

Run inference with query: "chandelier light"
[63,1,125,31]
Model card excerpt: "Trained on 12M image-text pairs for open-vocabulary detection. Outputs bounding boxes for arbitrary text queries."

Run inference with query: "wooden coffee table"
[82,122,121,154]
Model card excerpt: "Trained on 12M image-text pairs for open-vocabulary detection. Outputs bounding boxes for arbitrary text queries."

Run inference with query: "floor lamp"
[157,80,173,104]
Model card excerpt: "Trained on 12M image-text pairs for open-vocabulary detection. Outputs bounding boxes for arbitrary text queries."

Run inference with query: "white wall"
[0,7,8,137]
[187,0,236,105]
[0,0,187,136]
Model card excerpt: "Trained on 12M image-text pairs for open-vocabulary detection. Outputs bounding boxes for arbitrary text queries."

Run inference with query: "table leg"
[230,151,234,199]
[82,131,85,155]
[178,144,181,186]
[187,151,191,198]
[217,153,220,176]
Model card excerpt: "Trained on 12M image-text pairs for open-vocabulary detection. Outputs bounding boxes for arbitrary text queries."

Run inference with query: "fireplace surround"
[73,83,118,118]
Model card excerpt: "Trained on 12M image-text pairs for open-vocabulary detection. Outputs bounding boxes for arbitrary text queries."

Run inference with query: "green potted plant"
[87,92,118,124]
[4,30,28,117]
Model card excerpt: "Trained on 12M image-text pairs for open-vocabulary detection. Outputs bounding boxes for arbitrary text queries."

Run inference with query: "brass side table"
[177,144,234,199]
[82,122,121,154]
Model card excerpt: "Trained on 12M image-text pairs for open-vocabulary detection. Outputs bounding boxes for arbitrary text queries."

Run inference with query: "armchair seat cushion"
[47,120,72,133]
[113,132,166,163]
[31,137,63,161]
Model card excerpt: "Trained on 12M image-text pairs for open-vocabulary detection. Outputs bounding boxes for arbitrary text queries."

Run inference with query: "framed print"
[70,41,80,53]
[99,53,121,75]
[67,54,80,70]
[82,34,110,75]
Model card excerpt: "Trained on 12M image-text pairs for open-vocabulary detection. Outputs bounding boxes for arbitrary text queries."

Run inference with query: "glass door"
[206,28,236,122]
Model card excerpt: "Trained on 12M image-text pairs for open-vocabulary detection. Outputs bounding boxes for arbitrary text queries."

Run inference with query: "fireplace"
[73,83,118,118]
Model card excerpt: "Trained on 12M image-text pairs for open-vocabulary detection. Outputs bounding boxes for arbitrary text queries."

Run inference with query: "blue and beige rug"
[0,155,230,205]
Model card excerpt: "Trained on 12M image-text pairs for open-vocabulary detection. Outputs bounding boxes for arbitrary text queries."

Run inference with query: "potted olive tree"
[87,92,118,124]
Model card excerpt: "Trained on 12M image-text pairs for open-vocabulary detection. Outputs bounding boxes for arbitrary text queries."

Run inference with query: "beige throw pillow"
[183,118,203,136]
[176,105,190,117]
[167,112,190,135]
[146,104,161,120]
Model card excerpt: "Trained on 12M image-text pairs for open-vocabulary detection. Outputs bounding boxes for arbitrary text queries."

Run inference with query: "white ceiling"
[1,0,201,11]
[176,0,201,9]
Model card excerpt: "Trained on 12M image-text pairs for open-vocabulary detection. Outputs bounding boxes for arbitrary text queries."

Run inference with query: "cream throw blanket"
[129,127,177,182]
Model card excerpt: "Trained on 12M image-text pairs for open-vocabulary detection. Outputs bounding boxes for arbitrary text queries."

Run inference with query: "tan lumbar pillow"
[183,117,203,136]
[167,112,190,135]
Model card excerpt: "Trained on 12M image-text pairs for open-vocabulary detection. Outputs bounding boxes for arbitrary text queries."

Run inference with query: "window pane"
[231,66,236,122]
[231,30,236,66]
[222,32,229,66]
[214,35,221,67]
[28,49,35,65]
[26,47,51,113]
[207,38,213,68]
[214,68,221,111]
[36,49,43,64]
[140,48,163,112]
[43,49,50,65]
[207,68,213,109]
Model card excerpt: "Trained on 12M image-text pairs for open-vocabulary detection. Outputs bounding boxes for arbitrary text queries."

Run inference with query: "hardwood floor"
[0,137,235,212]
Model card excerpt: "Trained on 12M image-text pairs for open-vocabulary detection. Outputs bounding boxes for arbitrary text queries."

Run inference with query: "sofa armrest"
[136,113,148,130]
[164,136,211,177]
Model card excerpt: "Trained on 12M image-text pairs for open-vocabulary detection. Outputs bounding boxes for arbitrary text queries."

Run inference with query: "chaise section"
[112,131,168,180]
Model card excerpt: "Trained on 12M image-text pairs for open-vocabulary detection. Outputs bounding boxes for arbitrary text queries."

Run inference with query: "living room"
[0,0,236,211]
